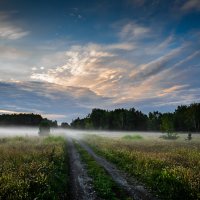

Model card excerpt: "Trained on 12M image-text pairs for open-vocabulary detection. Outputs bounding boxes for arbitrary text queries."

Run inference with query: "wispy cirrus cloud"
[181,0,200,12]
[0,12,29,40]
[158,85,189,97]
[0,25,29,40]
[119,22,151,40]
[130,46,183,81]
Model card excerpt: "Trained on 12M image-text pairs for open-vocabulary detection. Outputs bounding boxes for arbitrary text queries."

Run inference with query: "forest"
[1,103,200,132]
[0,113,58,127]
[70,103,200,132]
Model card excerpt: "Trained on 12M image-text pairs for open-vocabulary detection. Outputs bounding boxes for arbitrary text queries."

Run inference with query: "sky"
[0,0,200,123]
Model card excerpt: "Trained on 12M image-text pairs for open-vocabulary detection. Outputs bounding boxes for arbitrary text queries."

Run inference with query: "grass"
[0,136,69,200]
[122,134,143,140]
[74,141,131,200]
[84,135,200,200]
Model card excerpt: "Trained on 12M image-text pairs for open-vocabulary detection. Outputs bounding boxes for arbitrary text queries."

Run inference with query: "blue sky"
[0,0,200,123]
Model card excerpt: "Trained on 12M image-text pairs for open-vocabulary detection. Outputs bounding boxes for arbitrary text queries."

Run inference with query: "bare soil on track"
[77,140,158,200]
[68,138,100,200]
[67,136,157,200]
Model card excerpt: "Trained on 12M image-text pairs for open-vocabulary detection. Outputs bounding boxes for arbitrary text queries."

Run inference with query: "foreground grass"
[84,135,200,200]
[74,141,131,200]
[0,136,69,200]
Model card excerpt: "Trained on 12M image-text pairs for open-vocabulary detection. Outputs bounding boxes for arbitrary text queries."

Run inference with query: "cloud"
[1,37,199,122]
[107,43,136,51]
[30,37,200,108]
[0,43,70,81]
[0,45,29,60]
[0,109,22,114]
[42,114,67,120]
[0,12,29,40]
[1,79,196,124]
[144,35,174,55]
[0,25,29,40]
[0,13,197,112]
[0,10,199,119]
[119,22,151,40]
[181,0,200,11]
[0,81,112,122]
[130,46,183,81]
[31,43,129,97]
[158,85,189,97]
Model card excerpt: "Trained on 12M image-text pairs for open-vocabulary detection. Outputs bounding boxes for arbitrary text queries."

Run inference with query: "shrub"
[38,121,50,136]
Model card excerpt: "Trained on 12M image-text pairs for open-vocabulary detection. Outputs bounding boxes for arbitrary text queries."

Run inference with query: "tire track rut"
[68,138,100,200]
[77,140,158,200]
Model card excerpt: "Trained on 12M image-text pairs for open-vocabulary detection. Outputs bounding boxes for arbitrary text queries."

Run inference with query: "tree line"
[70,103,200,132]
[1,103,199,132]
[0,113,58,127]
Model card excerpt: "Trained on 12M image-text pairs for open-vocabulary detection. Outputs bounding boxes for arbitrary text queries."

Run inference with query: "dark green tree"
[161,113,178,139]
[61,122,70,128]
[148,111,162,131]
[69,103,200,133]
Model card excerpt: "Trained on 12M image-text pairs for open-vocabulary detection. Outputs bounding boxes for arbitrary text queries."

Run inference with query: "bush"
[160,132,179,140]
[39,121,50,136]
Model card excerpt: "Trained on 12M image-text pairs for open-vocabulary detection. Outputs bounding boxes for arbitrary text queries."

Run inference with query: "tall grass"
[85,135,200,200]
[0,136,69,199]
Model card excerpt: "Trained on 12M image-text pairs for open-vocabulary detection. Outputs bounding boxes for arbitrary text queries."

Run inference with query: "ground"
[0,129,199,200]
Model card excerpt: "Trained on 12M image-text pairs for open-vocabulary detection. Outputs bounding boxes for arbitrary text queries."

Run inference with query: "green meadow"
[0,136,69,200]
[0,133,199,200]
[84,134,200,200]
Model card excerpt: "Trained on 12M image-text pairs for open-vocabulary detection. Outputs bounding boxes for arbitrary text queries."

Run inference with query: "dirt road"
[67,138,99,200]
[67,136,157,200]
[77,140,158,200]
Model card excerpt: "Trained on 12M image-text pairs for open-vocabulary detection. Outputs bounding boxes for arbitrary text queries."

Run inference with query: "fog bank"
[1,127,198,140]
[0,126,163,138]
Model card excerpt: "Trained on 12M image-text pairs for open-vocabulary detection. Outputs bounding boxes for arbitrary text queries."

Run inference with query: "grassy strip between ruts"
[84,135,200,200]
[0,136,69,200]
[74,140,132,200]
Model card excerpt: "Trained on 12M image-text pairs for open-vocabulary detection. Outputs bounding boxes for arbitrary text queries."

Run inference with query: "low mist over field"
[1,126,200,142]
[0,127,38,137]
[0,126,170,138]
[0,127,69,137]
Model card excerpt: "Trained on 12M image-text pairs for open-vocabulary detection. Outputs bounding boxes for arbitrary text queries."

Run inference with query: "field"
[0,136,69,199]
[84,134,200,200]
[0,131,200,200]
